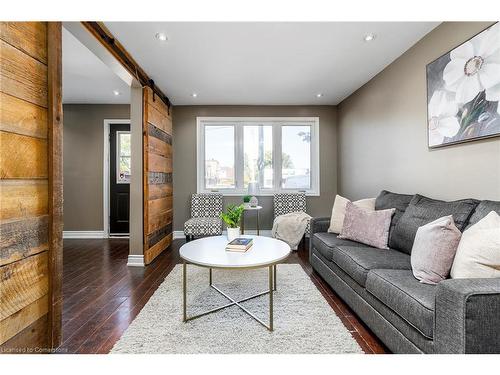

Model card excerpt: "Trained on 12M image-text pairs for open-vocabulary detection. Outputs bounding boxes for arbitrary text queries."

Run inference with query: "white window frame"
[196,117,320,196]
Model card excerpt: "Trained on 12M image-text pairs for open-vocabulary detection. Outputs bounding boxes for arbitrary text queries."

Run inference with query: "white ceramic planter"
[227,227,240,242]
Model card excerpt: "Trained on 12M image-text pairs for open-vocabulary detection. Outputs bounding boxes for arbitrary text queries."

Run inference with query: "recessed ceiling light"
[155,32,168,42]
[191,93,198,98]
[113,90,121,96]
[316,93,323,98]
[364,33,376,42]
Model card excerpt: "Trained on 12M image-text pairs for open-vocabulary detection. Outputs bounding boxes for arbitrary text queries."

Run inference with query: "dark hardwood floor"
[59,238,388,354]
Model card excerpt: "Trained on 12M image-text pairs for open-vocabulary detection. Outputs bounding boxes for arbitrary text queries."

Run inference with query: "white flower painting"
[427,23,500,147]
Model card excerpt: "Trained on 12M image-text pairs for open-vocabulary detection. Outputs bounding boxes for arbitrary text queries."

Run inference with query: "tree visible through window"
[243,125,273,189]
[204,125,234,189]
[198,118,319,195]
[282,125,311,189]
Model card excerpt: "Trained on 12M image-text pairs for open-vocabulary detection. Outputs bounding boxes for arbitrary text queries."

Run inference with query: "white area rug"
[111,264,362,354]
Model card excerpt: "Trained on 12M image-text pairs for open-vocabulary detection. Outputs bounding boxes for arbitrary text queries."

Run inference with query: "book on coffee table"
[226,238,253,252]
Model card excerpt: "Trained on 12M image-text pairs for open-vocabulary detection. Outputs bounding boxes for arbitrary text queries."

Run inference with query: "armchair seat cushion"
[366,269,436,339]
[184,217,222,236]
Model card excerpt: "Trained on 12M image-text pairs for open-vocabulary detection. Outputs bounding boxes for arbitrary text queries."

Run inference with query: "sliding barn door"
[0,22,62,351]
[143,87,173,264]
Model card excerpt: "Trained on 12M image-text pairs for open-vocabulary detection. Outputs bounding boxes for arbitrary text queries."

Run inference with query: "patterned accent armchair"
[184,193,223,241]
[273,192,310,235]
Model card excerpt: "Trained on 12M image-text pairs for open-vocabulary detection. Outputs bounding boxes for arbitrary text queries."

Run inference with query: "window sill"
[197,189,320,197]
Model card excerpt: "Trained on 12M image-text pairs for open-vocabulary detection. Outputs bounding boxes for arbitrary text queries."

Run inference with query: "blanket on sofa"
[272,211,311,250]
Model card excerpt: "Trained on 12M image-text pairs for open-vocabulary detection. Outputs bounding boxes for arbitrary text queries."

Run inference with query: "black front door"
[109,123,131,234]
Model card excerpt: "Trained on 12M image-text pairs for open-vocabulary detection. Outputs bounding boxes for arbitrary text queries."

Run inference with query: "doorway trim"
[104,119,131,238]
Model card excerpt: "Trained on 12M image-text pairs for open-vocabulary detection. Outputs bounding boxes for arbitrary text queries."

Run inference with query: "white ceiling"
[62,27,130,104]
[104,22,439,105]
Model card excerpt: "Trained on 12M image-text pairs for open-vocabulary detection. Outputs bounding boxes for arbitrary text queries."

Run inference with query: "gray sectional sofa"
[309,190,500,354]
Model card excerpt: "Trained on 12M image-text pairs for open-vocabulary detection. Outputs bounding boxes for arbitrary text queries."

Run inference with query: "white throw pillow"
[450,211,500,279]
[328,195,376,234]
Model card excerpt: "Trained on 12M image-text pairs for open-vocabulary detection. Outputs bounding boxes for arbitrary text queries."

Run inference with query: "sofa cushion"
[184,217,222,236]
[330,245,411,287]
[390,194,479,254]
[366,269,436,339]
[375,190,414,246]
[466,200,500,229]
[312,232,365,261]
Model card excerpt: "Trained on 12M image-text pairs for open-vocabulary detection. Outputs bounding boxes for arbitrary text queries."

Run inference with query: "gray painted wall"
[63,104,130,231]
[338,22,500,202]
[172,106,338,231]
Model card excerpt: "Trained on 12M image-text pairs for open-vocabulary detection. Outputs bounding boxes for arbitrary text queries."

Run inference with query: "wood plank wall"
[143,87,173,265]
[0,22,62,352]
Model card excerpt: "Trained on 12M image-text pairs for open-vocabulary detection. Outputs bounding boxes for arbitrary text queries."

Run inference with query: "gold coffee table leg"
[273,264,277,291]
[183,262,187,322]
[269,265,274,331]
[183,263,277,331]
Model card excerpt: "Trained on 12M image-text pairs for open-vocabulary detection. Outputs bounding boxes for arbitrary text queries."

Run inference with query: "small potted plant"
[242,195,251,208]
[221,204,244,241]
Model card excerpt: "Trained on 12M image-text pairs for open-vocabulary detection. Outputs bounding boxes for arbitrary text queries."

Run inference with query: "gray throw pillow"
[390,194,478,254]
[411,215,462,285]
[375,190,414,245]
[466,200,500,229]
[339,201,395,249]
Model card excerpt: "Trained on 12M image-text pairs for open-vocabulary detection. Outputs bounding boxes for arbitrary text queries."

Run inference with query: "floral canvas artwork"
[426,23,500,148]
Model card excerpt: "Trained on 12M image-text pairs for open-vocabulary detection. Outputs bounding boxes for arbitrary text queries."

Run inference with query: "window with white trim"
[197,117,320,195]
[116,131,131,184]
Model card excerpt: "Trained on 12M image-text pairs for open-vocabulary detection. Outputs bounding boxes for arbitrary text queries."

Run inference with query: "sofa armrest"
[309,217,330,260]
[310,217,331,235]
[435,278,500,353]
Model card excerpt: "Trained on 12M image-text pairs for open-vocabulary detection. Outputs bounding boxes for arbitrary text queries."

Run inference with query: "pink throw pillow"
[339,201,395,249]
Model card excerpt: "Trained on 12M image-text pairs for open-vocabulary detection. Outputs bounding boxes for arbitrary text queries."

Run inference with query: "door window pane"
[281,125,311,189]
[117,132,131,183]
[243,125,273,189]
[204,125,235,189]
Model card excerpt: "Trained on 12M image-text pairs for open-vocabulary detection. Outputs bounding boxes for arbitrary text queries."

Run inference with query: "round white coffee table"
[179,235,291,331]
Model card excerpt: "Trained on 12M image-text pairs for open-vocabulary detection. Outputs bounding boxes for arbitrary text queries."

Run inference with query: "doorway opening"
[104,120,131,236]
[62,25,132,240]
[60,23,136,352]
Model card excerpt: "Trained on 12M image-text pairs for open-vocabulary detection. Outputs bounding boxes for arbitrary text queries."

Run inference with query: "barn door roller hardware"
[149,79,156,102]
[82,21,171,109]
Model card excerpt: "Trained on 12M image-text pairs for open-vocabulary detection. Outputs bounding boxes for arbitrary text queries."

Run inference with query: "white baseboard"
[237,229,272,237]
[127,255,145,267]
[173,230,272,239]
[173,231,185,239]
[63,230,106,239]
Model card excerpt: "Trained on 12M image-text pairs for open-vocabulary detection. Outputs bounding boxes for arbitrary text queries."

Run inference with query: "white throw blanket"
[272,211,311,250]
